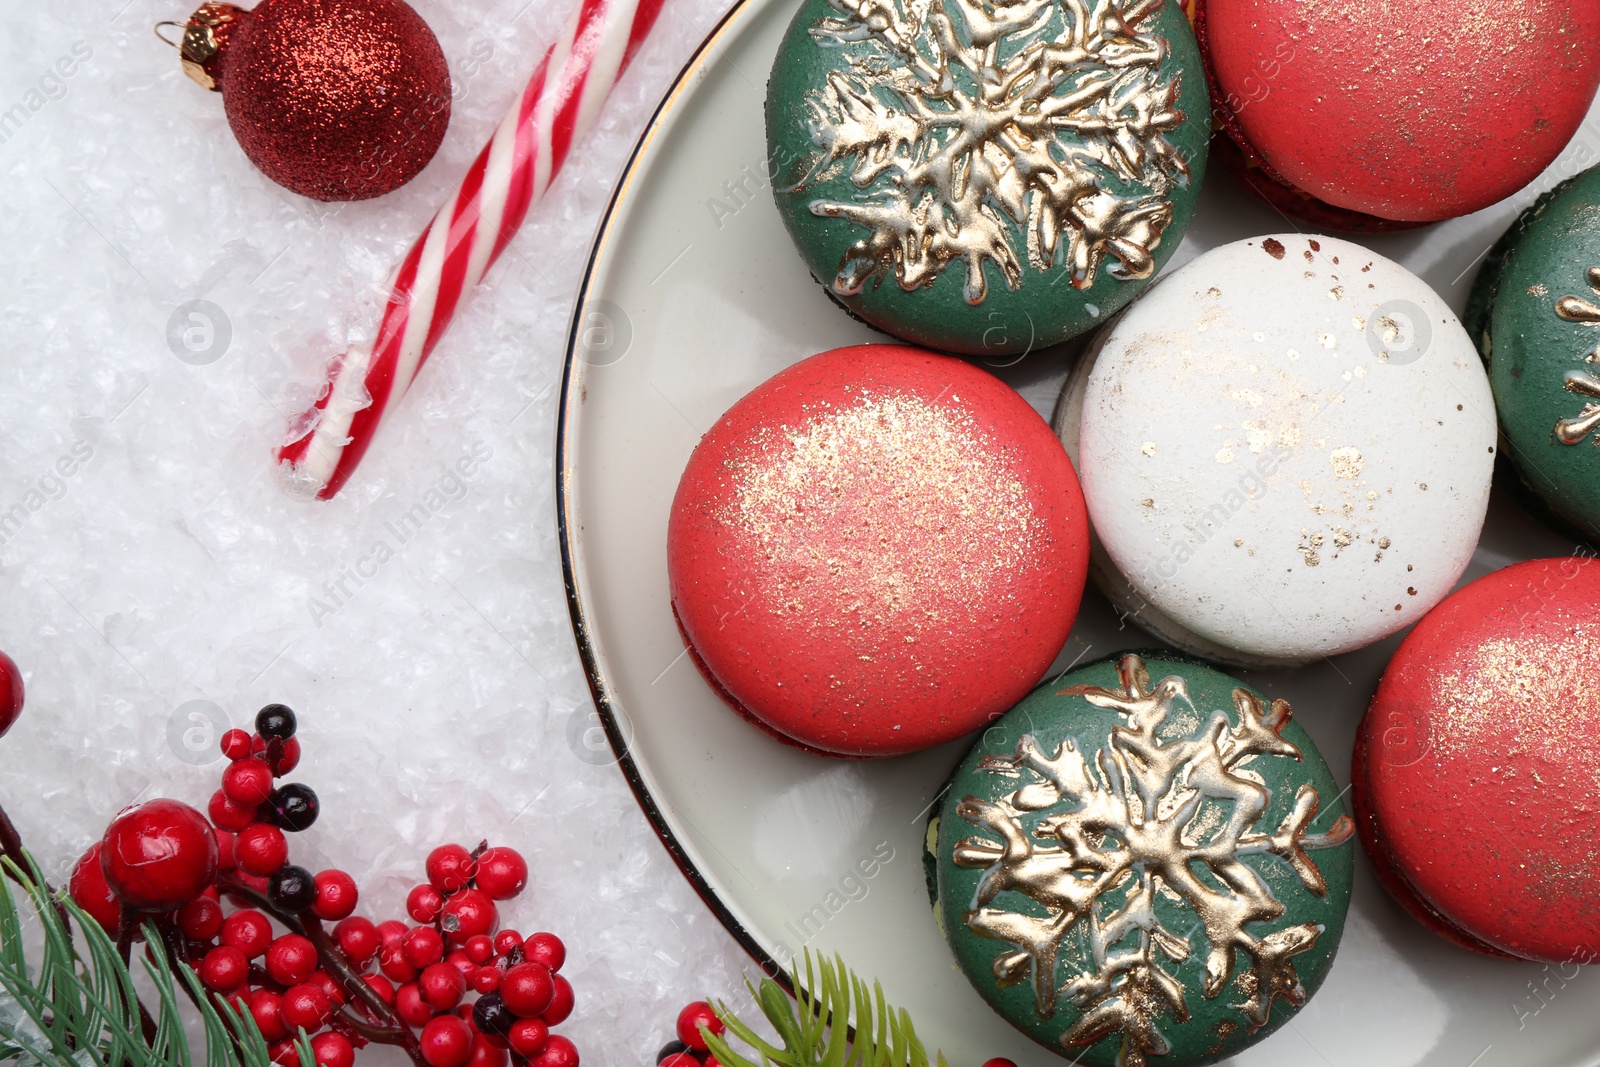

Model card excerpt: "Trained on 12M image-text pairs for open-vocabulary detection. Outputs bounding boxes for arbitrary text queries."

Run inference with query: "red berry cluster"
[655,1002,725,1066]
[65,704,577,1067]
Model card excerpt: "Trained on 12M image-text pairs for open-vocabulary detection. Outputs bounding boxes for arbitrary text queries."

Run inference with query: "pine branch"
[704,951,949,1067]
[0,855,272,1067]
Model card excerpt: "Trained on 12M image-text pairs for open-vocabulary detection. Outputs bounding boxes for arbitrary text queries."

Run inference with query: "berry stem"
[116,904,161,1044]
[219,876,428,1067]
[157,916,250,1062]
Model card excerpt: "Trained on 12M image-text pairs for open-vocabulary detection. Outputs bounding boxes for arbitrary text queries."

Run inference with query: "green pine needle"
[0,855,271,1067]
[704,952,949,1067]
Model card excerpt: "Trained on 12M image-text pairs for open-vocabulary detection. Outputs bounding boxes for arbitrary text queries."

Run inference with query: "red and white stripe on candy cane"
[277,0,667,500]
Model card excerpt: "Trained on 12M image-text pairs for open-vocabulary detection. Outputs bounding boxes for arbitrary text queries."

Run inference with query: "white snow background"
[0,0,754,1060]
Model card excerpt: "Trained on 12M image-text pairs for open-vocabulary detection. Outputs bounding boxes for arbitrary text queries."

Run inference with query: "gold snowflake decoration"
[796,0,1188,305]
[1553,266,1600,447]
[953,654,1353,1067]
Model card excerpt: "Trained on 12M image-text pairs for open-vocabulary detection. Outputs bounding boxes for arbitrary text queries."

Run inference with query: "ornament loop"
[153,20,185,47]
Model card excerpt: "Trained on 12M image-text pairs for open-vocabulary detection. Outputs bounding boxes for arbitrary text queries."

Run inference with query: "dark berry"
[677,1001,724,1051]
[656,1041,689,1064]
[100,799,218,911]
[256,704,297,741]
[268,864,318,912]
[473,991,515,1038]
[311,869,359,921]
[474,847,527,900]
[68,844,122,932]
[0,649,23,739]
[265,783,319,832]
[426,844,477,893]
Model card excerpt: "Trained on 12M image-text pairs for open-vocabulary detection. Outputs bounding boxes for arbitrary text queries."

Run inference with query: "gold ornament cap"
[156,2,248,92]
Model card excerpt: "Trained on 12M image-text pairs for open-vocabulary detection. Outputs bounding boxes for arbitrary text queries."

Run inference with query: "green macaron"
[764,0,1210,357]
[930,652,1353,1065]
[1467,164,1600,541]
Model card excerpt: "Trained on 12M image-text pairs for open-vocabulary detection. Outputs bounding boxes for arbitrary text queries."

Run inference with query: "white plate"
[556,1,1600,1062]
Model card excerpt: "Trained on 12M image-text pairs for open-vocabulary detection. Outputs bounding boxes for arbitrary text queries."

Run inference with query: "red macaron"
[1196,0,1600,228]
[667,344,1090,758]
[1354,557,1600,962]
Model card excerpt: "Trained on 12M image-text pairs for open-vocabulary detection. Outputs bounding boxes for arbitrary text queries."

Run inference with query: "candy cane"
[277,0,667,499]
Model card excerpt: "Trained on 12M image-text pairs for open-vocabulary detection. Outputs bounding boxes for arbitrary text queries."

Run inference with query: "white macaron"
[1054,234,1495,668]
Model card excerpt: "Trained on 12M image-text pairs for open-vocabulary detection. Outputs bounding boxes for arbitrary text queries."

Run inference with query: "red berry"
[403,926,446,969]
[465,935,494,964]
[440,889,497,945]
[268,1039,299,1067]
[419,961,466,1010]
[468,1034,509,1067]
[215,830,236,872]
[281,982,332,1032]
[68,844,122,933]
[408,884,445,923]
[474,848,527,901]
[420,1015,474,1067]
[235,824,289,877]
[446,948,475,975]
[658,1057,698,1067]
[220,729,253,760]
[528,1035,578,1067]
[176,896,224,941]
[221,909,273,958]
[471,966,501,995]
[378,940,418,983]
[980,1060,1019,1067]
[500,963,553,1018]
[377,919,408,947]
[311,870,359,921]
[543,975,573,1026]
[334,916,380,966]
[705,1058,723,1067]
[200,946,249,993]
[523,933,565,973]
[266,934,318,986]
[362,973,396,1004]
[676,1001,724,1052]
[101,800,218,911]
[311,1032,355,1067]
[270,736,302,776]
[223,759,275,807]
[312,971,348,1007]
[492,930,522,957]
[0,650,23,739]
[394,981,433,1027]
[208,789,257,833]
[250,989,288,1042]
[507,1018,548,1057]
[426,845,477,894]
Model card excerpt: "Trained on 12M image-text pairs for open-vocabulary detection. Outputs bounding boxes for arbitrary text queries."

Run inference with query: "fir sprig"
[705,952,948,1067]
[0,856,299,1067]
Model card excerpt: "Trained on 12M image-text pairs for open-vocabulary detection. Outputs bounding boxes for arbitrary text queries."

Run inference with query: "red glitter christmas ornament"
[171,0,451,201]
